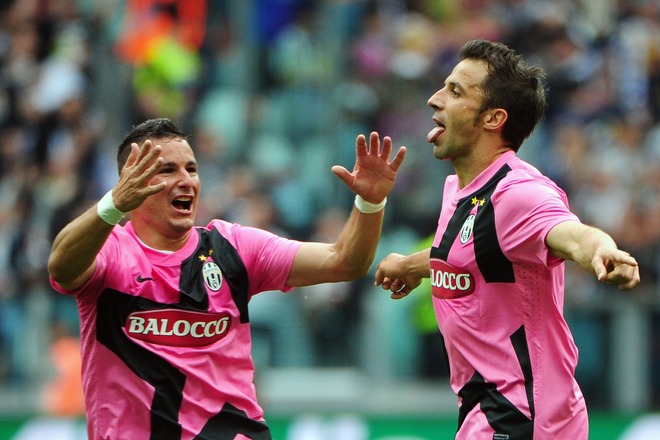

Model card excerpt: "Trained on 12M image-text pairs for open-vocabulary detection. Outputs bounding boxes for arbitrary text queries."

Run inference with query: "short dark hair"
[459,39,547,151]
[116,118,187,174]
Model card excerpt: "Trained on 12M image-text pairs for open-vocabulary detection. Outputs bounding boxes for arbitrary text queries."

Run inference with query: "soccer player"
[374,40,640,440]
[47,118,406,439]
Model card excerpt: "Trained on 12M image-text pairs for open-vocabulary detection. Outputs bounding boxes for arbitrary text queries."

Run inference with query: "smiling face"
[426,58,489,161]
[130,137,201,250]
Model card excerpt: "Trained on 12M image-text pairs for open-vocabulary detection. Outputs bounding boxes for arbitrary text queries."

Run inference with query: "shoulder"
[497,158,568,201]
[101,223,137,253]
[203,219,295,249]
[489,161,575,223]
[204,219,237,237]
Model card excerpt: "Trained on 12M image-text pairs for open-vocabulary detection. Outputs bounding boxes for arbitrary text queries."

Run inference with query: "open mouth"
[172,196,193,212]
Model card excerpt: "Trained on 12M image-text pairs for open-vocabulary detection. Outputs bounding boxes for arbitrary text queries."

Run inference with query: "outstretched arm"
[286,132,406,287]
[546,220,640,290]
[48,140,166,290]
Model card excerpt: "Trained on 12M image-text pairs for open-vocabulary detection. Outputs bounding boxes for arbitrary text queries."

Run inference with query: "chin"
[432,147,446,160]
[171,218,195,232]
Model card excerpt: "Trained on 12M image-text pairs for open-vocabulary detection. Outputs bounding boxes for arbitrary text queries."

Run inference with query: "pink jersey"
[431,151,588,440]
[50,219,302,440]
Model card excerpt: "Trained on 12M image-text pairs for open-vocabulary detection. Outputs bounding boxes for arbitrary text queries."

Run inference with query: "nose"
[427,89,442,110]
[178,169,197,187]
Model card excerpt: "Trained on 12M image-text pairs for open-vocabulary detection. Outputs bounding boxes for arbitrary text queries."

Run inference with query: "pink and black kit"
[51,220,302,440]
[430,151,588,440]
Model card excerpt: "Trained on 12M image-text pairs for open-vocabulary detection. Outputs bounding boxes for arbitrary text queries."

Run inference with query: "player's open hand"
[331,132,406,203]
[112,140,167,212]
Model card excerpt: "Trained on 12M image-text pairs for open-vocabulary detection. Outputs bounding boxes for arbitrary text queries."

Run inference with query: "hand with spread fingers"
[331,131,407,204]
[112,140,167,213]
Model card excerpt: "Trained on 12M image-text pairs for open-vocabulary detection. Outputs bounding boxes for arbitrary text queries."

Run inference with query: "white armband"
[97,190,125,225]
[354,195,387,214]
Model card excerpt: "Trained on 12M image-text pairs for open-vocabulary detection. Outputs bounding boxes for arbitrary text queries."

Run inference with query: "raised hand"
[331,132,406,203]
[112,140,167,213]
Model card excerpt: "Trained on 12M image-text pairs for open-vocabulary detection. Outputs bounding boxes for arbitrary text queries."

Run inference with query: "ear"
[482,108,508,133]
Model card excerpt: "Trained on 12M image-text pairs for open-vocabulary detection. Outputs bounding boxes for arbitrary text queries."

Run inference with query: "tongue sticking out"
[427,126,445,143]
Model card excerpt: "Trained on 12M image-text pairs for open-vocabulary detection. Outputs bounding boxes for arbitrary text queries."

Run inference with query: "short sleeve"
[219,222,303,296]
[49,229,123,298]
[493,173,580,267]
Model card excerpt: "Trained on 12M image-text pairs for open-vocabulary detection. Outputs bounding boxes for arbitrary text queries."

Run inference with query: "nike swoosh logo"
[137,275,154,283]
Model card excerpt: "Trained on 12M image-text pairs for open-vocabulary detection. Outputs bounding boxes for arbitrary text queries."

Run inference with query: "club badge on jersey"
[202,259,223,291]
[459,214,475,244]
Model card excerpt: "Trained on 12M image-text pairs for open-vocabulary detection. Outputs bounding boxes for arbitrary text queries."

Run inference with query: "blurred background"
[0,0,658,439]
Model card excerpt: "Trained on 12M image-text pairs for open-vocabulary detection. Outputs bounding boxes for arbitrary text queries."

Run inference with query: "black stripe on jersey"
[455,325,535,439]
[457,370,533,440]
[195,402,271,440]
[472,165,514,282]
[511,325,535,420]
[97,290,186,439]
[179,228,250,322]
[431,164,515,283]
[434,193,475,260]
[96,227,259,439]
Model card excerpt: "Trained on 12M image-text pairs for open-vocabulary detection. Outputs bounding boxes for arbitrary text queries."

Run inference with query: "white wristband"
[354,195,387,214]
[97,190,125,225]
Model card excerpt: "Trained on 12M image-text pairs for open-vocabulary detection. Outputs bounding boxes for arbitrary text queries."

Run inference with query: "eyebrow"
[446,80,467,95]
[161,160,198,168]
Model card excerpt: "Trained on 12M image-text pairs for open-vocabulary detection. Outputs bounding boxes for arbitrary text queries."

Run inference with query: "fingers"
[390,146,407,171]
[375,273,412,300]
[145,181,168,196]
[596,253,641,290]
[336,131,406,204]
[360,132,404,163]
[355,133,368,157]
[348,132,406,176]
[375,273,392,289]
[364,132,381,157]
[114,140,165,211]
[369,131,391,158]
[617,276,640,291]
[125,143,140,168]
[391,292,409,300]
[367,132,406,162]
[123,141,162,177]
[610,264,641,290]
[138,141,163,175]
[380,278,411,300]
[330,165,352,187]
[357,131,388,160]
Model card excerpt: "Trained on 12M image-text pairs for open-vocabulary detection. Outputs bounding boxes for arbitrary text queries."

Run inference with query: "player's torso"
[431,163,522,333]
[429,159,587,439]
[82,226,269,439]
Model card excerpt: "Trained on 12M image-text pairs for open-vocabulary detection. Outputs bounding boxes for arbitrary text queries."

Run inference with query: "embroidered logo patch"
[202,261,223,291]
[459,214,475,244]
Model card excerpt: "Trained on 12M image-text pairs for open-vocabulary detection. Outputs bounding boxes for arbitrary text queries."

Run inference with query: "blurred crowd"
[0,0,658,412]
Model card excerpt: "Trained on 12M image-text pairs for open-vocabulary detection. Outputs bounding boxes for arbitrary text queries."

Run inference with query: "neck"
[454,147,512,189]
[132,222,192,253]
